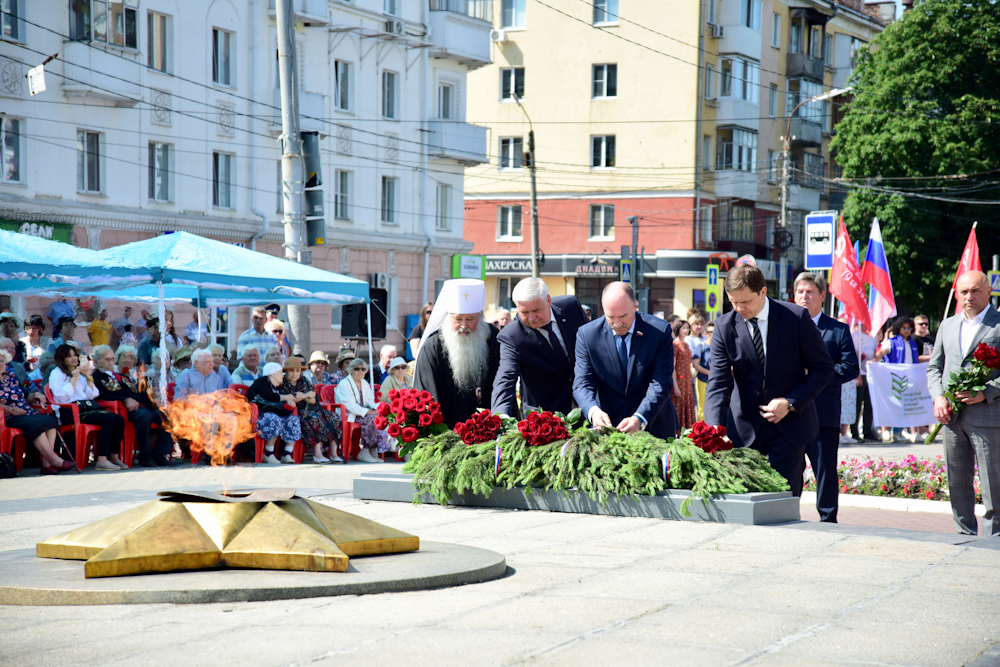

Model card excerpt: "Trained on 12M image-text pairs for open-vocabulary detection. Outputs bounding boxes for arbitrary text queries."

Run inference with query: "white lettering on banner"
[867,362,936,428]
[18,223,54,239]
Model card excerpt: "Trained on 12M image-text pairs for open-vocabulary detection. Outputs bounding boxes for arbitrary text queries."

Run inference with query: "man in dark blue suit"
[704,264,834,496]
[492,278,589,418]
[793,272,859,522]
[573,282,677,439]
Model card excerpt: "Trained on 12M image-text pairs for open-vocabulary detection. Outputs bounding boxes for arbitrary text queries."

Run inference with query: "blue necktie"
[616,333,629,377]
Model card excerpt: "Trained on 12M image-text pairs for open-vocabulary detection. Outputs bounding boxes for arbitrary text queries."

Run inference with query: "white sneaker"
[881,431,893,442]
[904,430,918,443]
[280,454,295,464]
[840,434,857,444]
[262,453,280,465]
[313,454,330,463]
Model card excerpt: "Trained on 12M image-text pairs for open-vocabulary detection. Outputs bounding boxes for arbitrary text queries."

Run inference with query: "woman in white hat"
[304,351,334,386]
[246,361,303,464]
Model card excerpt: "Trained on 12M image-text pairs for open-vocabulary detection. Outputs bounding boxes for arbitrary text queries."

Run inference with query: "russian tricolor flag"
[860,218,897,336]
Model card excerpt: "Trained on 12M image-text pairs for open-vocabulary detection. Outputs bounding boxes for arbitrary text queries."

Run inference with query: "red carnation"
[403,397,419,410]
[430,402,441,412]
[390,399,404,414]
[454,423,466,435]
[401,426,419,443]
[974,343,1000,369]
[376,402,390,417]
[419,390,432,402]
[418,413,432,427]
[373,416,388,430]
[462,432,476,445]
[396,412,408,424]
[432,411,444,424]
[388,389,399,401]
[387,423,402,438]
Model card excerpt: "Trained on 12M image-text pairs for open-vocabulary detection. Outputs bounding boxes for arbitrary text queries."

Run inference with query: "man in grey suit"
[928,270,1000,536]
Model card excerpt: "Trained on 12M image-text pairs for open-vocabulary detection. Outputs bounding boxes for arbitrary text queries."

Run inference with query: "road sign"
[706,264,722,313]
[990,271,1000,296]
[804,211,838,270]
[620,259,632,284]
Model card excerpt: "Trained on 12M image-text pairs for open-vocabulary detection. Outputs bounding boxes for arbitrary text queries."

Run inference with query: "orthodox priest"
[414,279,501,427]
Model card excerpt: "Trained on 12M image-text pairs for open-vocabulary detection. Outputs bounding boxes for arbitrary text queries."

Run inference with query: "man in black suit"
[793,272,859,521]
[704,264,834,496]
[573,282,677,439]
[492,278,589,418]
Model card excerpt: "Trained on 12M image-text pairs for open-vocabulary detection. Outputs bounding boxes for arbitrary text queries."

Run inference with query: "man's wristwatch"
[786,400,796,414]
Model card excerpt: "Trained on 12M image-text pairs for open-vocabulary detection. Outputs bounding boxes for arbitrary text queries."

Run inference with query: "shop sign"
[452,254,487,280]
[486,257,533,273]
[0,220,74,244]
[574,263,618,275]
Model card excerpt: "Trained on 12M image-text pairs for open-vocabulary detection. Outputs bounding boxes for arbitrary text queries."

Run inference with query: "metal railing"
[430,0,492,21]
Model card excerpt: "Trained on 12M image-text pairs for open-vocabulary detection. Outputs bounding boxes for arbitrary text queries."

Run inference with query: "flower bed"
[804,455,983,504]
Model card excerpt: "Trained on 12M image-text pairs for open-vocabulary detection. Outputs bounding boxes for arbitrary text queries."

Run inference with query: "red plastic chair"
[319,384,359,462]
[107,400,166,468]
[44,386,113,468]
[0,409,26,472]
[166,382,176,403]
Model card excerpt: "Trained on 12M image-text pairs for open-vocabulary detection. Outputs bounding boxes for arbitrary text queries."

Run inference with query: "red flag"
[830,216,871,333]
[952,225,982,314]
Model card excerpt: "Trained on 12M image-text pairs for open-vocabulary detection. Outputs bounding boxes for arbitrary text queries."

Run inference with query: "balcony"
[713,169,758,200]
[786,52,824,82]
[428,0,493,70]
[788,184,821,212]
[61,41,142,107]
[788,117,822,148]
[271,89,328,134]
[717,24,761,61]
[427,121,488,165]
[268,0,328,25]
[716,97,759,131]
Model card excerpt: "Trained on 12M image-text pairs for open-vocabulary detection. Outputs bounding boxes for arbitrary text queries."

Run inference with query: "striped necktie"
[748,317,765,368]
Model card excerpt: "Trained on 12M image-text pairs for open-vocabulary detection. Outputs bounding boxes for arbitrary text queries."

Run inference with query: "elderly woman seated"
[281,356,342,463]
[264,320,291,360]
[92,345,173,467]
[208,343,232,389]
[174,348,222,400]
[330,349,355,385]
[380,356,411,403]
[0,349,71,475]
[171,347,193,378]
[0,338,28,387]
[246,361,302,464]
[49,344,126,471]
[335,358,390,463]
[304,351,334,386]
[231,347,262,385]
[115,345,139,383]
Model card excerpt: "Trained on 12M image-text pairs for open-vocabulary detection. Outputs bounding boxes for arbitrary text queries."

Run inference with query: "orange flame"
[137,363,147,395]
[162,390,254,466]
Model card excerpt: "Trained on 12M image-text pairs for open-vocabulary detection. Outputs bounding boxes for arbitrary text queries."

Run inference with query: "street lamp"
[778,86,853,299]
[512,92,540,279]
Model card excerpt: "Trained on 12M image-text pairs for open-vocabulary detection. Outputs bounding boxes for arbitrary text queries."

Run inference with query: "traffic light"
[301,131,325,246]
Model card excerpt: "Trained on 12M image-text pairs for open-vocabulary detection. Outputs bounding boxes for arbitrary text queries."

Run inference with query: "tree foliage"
[831,0,1000,318]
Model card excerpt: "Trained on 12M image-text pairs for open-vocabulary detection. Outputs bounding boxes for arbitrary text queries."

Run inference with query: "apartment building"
[463,0,884,317]
[0,0,491,353]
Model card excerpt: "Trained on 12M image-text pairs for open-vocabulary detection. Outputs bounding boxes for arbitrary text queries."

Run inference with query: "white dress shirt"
[960,305,991,358]
[49,367,100,403]
[746,297,770,357]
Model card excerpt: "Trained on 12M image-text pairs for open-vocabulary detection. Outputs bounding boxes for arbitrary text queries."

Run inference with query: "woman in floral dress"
[671,319,697,433]
[280,357,342,463]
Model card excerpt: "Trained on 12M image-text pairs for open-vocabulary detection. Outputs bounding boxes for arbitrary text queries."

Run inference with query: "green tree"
[831,0,1000,319]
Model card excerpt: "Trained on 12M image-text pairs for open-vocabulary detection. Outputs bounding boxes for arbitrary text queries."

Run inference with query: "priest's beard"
[440,316,489,393]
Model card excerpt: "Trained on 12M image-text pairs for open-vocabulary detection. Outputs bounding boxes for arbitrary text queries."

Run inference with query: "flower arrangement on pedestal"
[374,388,446,449]
[455,410,504,445]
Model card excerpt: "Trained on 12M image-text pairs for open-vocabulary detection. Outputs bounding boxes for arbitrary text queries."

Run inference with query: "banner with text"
[867,362,935,428]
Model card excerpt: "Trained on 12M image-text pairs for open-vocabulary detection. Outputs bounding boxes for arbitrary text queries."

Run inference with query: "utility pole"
[628,216,639,283]
[513,93,539,278]
[275,0,310,354]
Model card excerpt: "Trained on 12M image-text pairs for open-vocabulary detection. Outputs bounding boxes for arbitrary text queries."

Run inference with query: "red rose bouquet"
[684,421,732,454]
[926,342,1000,443]
[455,410,503,445]
[374,388,446,451]
[518,410,570,446]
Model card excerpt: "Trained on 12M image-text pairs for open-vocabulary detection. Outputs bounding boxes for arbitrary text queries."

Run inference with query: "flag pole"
[943,221,978,320]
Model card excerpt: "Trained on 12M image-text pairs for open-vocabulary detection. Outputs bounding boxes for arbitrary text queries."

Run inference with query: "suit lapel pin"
[636,330,643,336]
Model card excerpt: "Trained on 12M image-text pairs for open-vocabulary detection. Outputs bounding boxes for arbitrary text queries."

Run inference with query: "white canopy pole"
[196,288,203,345]
[157,281,168,406]
[366,302,375,389]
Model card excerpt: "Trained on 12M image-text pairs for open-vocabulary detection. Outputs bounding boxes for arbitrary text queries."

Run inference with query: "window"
[699,206,713,244]
[809,25,822,59]
[589,204,614,239]
[384,0,397,16]
[715,128,757,172]
[593,0,618,24]
[802,152,825,189]
[438,83,454,120]
[771,13,781,48]
[497,205,522,240]
[789,21,801,54]
[77,130,101,193]
[147,12,168,72]
[720,57,759,104]
[591,135,615,168]
[70,0,139,47]
[704,64,715,99]
[500,67,524,101]
[741,0,761,31]
[716,200,754,241]
[702,135,712,169]
[381,176,397,223]
[499,137,523,169]
[436,183,450,230]
[501,0,525,28]
[335,60,351,111]
[148,142,169,201]
[850,37,866,69]
[592,64,617,98]
[2,117,22,183]
[787,78,823,123]
[382,71,397,119]
[334,170,350,220]
[823,34,832,66]
[766,149,777,184]
[2,0,23,41]
[212,29,232,86]
[213,152,233,208]
[706,0,717,25]
[769,83,777,117]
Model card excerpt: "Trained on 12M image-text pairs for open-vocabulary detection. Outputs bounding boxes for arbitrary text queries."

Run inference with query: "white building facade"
[0,0,491,355]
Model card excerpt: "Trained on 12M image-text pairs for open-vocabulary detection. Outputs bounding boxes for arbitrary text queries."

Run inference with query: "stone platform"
[0,540,507,606]
[353,473,800,525]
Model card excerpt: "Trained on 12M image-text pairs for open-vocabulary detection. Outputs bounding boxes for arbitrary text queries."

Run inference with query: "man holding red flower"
[928,270,1000,536]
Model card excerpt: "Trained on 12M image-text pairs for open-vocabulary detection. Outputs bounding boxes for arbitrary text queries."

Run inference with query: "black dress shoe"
[154,456,171,467]
[138,458,157,468]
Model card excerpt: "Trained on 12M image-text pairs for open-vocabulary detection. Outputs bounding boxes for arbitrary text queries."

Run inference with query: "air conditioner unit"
[385,19,404,35]
[370,273,391,290]
[709,24,724,39]
[490,28,507,43]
